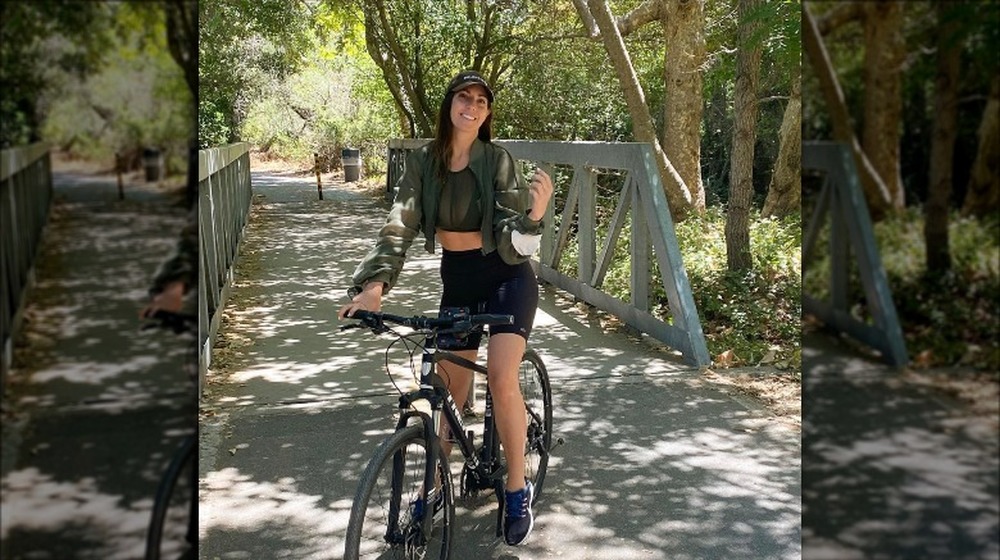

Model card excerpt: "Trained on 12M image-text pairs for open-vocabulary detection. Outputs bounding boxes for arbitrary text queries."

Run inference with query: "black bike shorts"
[438,248,538,351]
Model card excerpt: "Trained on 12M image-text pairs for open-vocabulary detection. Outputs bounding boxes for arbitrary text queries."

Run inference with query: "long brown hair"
[432,88,493,184]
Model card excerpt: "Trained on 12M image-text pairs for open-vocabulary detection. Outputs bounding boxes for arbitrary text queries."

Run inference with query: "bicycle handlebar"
[346,309,513,333]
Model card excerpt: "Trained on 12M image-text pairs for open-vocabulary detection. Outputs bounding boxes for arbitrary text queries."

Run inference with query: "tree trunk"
[659,0,706,210]
[164,1,197,102]
[725,0,763,273]
[862,1,906,210]
[803,2,892,219]
[762,79,802,218]
[925,4,961,274]
[961,74,1000,218]
[584,0,694,221]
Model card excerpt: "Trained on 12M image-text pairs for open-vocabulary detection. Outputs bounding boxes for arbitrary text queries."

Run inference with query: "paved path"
[1,173,194,559]
[802,332,999,559]
[197,171,801,559]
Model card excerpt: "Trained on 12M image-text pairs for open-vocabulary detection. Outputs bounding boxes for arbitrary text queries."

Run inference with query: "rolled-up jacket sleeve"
[351,151,423,293]
[493,149,543,264]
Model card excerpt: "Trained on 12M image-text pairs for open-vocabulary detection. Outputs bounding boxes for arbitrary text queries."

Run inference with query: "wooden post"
[314,152,323,200]
[116,152,124,200]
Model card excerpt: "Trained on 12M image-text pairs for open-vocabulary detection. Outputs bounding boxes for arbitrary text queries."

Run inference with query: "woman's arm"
[350,149,425,294]
[493,149,552,262]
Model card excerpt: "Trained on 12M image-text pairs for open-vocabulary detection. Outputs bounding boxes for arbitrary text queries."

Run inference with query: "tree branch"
[816,2,863,36]
[571,0,599,38]
[617,0,661,36]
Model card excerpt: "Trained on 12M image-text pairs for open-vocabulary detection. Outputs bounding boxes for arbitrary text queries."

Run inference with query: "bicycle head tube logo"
[445,392,465,436]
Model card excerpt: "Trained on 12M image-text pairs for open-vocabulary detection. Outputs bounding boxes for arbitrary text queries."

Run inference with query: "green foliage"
[803,207,999,370]
[1,2,191,171]
[498,35,632,141]
[0,1,115,146]
[237,12,398,172]
[675,208,802,367]
[198,0,313,147]
[36,5,192,170]
[199,99,232,149]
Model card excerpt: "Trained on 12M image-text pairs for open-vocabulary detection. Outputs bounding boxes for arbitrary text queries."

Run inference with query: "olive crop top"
[437,167,482,232]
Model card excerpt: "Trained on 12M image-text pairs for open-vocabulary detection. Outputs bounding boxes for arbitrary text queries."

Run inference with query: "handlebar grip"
[348,309,378,322]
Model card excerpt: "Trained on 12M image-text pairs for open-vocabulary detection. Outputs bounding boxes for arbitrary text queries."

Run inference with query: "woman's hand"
[140,280,185,319]
[527,168,553,222]
[338,282,384,319]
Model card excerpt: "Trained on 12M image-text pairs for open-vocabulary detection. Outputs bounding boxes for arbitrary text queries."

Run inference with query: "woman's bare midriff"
[437,229,483,252]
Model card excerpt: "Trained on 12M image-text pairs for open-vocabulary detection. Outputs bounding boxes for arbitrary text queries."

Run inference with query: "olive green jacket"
[352,139,543,293]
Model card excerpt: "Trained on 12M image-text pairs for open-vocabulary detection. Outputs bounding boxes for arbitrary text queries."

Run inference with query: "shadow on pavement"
[802,332,999,559]
[1,173,195,559]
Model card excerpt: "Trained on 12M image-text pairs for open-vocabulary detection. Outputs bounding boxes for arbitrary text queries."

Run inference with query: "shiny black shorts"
[437,248,538,350]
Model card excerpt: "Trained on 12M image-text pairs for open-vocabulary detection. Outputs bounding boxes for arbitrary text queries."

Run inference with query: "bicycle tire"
[345,424,454,560]
[145,435,196,560]
[520,348,553,502]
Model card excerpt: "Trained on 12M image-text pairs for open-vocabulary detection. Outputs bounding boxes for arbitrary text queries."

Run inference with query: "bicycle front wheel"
[520,348,553,502]
[345,424,454,560]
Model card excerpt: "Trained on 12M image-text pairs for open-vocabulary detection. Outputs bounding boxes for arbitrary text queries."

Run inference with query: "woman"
[338,69,553,546]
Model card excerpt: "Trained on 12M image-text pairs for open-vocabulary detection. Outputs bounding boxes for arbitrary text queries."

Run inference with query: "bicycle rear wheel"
[345,424,454,560]
[520,348,552,502]
[145,435,196,560]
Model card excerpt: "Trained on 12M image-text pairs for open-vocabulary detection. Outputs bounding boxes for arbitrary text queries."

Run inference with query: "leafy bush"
[238,42,398,175]
[675,209,802,369]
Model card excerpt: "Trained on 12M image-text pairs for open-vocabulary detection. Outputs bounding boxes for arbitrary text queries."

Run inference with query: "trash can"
[342,148,361,182]
[143,148,164,182]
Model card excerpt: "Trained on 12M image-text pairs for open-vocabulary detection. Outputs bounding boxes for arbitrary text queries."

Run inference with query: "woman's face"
[449,84,491,136]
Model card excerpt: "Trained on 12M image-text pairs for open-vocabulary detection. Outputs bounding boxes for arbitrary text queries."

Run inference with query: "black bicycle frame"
[385,334,501,540]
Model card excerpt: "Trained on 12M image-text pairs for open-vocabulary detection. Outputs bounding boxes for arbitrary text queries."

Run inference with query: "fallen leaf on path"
[715,349,737,368]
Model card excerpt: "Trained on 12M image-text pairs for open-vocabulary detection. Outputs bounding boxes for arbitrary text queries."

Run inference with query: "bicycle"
[141,309,198,560]
[342,308,557,559]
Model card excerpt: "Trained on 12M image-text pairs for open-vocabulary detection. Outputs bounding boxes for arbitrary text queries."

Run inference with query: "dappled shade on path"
[199,171,800,559]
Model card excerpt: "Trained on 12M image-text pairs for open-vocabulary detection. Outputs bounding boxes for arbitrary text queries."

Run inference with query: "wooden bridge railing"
[1,143,54,387]
[387,139,710,367]
[198,142,252,393]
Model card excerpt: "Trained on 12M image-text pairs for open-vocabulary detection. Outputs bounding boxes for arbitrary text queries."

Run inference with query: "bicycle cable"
[381,327,437,397]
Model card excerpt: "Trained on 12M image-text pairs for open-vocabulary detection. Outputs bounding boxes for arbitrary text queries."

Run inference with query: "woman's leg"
[486,333,528,492]
[437,350,478,456]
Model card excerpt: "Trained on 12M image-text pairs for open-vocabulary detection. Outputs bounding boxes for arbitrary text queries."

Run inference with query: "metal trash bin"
[143,148,164,182]
[342,148,361,182]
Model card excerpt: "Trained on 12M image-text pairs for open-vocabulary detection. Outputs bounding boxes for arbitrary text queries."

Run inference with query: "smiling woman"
[339,69,555,547]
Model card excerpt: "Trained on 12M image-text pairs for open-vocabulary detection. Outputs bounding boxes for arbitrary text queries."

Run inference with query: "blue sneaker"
[503,481,534,546]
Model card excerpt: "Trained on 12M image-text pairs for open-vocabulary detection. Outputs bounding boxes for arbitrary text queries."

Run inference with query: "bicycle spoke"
[518,349,552,502]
